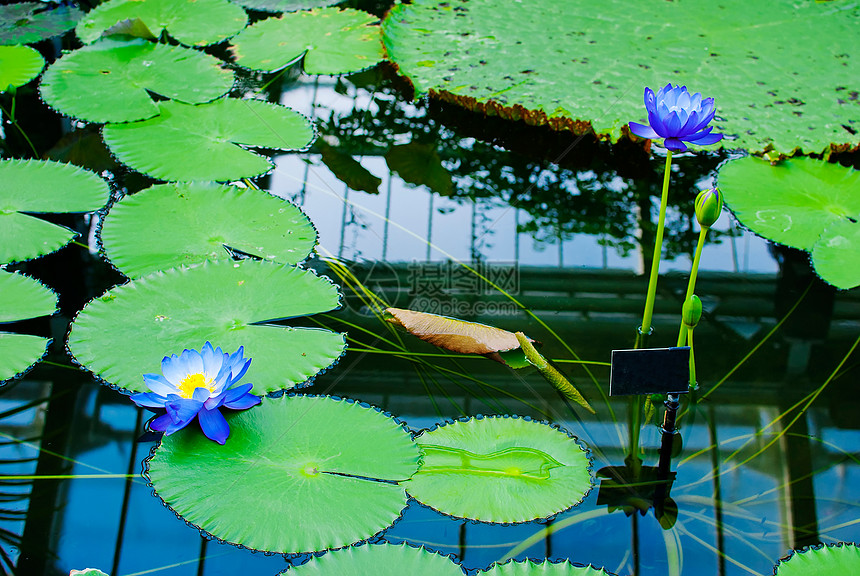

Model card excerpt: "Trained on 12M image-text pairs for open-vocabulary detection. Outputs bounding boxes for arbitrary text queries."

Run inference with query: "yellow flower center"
[177,372,214,398]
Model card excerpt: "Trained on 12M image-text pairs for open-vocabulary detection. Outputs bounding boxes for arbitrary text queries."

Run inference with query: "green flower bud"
[694,187,723,228]
[682,294,702,329]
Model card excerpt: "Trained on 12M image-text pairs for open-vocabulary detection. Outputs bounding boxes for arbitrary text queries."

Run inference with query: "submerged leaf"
[0,3,82,45]
[40,38,234,124]
[277,543,464,575]
[718,156,860,289]
[0,45,44,91]
[68,259,345,395]
[485,559,617,576]
[320,144,382,194]
[775,543,860,576]
[147,395,420,554]
[406,416,593,523]
[385,143,453,196]
[101,182,317,278]
[102,98,315,181]
[231,8,383,75]
[0,271,57,383]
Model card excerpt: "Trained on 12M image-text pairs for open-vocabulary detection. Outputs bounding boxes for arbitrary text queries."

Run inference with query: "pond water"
[1,5,859,576]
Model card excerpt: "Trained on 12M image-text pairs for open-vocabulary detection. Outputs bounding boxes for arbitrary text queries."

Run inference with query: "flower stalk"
[639,150,673,338]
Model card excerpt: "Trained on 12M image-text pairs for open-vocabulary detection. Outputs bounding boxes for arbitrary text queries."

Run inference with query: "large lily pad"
[0,3,82,45]
[0,44,44,91]
[67,259,345,395]
[0,271,57,383]
[278,543,463,575]
[0,159,110,264]
[382,0,860,155]
[147,395,420,554]
[231,8,383,75]
[775,543,860,576]
[405,416,593,523]
[77,0,247,47]
[229,0,345,13]
[718,156,860,289]
[40,39,234,123]
[484,560,616,576]
[100,182,317,278]
[102,98,315,181]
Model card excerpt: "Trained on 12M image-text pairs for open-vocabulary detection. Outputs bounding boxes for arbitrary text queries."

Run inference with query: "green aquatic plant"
[0,271,57,384]
[0,45,44,92]
[484,559,617,576]
[0,2,82,45]
[277,542,465,575]
[774,543,860,575]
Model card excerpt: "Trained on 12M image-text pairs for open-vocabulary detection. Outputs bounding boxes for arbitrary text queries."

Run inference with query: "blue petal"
[130,391,167,409]
[664,112,683,136]
[165,397,203,424]
[628,121,659,139]
[663,138,688,152]
[643,87,656,111]
[223,392,262,411]
[192,387,211,402]
[198,408,230,444]
[686,131,723,146]
[150,412,190,435]
[180,348,204,375]
[200,342,225,379]
[647,107,667,136]
[161,354,185,385]
[142,373,177,396]
[679,110,701,135]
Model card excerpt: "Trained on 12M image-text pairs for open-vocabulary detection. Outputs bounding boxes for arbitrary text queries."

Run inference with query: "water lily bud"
[694,187,723,228]
[682,295,702,329]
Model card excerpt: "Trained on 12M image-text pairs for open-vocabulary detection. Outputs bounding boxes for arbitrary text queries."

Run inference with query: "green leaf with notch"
[0,271,57,384]
[0,45,44,91]
[775,543,860,576]
[277,543,464,575]
[0,3,82,45]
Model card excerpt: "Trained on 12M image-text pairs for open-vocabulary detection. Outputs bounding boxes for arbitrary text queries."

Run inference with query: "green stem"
[640,150,673,335]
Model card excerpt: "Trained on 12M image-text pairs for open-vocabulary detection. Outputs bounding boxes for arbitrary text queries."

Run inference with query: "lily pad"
[382,0,860,155]
[484,560,616,576]
[0,271,57,383]
[229,0,345,13]
[77,0,247,47]
[0,3,82,45]
[718,156,860,289]
[40,38,234,123]
[231,8,383,74]
[405,416,593,523]
[278,543,463,575]
[67,259,346,395]
[0,159,110,264]
[100,182,317,278]
[147,395,420,554]
[0,45,44,91]
[102,98,315,181]
[775,543,860,576]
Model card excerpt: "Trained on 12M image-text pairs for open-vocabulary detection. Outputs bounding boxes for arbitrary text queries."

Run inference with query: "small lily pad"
[40,38,234,123]
[229,0,345,13]
[405,416,593,523]
[231,8,383,74]
[718,156,860,289]
[77,0,248,47]
[102,98,315,181]
[67,259,345,395]
[147,395,420,554]
[485,560,616,576]
[0,159,110,264]
[100,182,317,278]
[0,44,44,91]
[0,3,82,45]
[278,543,464,575]
[0,271,57,383]
[775,543,860,575]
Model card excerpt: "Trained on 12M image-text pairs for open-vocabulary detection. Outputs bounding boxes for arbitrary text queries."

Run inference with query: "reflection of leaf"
[775,543,860,576]
[406,416,593,523]
[0,271,57,383]
[485,559,617,576]
[0,45,44,91]
[320,144,381,194]
[0,3,82,45]
[385,142,453,195]
[718,156,860,289]
[147,395,420,554]
[281,543,464,575]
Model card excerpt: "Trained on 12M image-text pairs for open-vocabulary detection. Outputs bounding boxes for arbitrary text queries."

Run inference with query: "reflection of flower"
[629,84,723,152]
[130,342,261,444]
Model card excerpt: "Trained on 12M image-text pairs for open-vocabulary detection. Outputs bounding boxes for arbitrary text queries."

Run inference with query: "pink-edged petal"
[130,391,167,409]
[628,121,660,139]
[198,408,230,444]
[142,373,177,396]
[663,138,688,152]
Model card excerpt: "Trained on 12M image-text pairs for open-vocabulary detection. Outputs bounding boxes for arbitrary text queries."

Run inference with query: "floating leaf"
[39,38,234,124]
[320,144,381,194]
[0,271,57,383]
[385,143,453,196]
[102,98,315,181]
[229,0,345,13]
[102,18,157,41]
[278,543,464,575]
[68,259,345,395]
[405,416,593,523]
[147,395,420,554]
[485,560,617,576]
[0,3,82,45]
[775,543,860,576]
[718,156,860,289]
[231,8,383,74]
[383,0,860,155]
[0,159,110,264]
[101,182,317,278]
[0,45,44,91]
[77,0,247,47]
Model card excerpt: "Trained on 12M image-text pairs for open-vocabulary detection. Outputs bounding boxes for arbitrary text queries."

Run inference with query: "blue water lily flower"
[130,342,261,444]
[629,84,723,152]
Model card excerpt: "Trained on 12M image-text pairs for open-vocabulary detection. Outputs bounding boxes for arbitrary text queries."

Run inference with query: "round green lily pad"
[102,98,315,181]
[231,8,383,75]
[484,560,616,576]
[278,543,463,575]
[718,156,860,289]
[0,271,57,383]
[775,543,860,576]
[0,44,44,91]
[40,38,234,123]
[0,3,82,45]
[0,159,110,264]
[147,395,420,554]
[77,0,248,47]
[68,259,345,395]
[230,0,345,13]
[100,182,317,278]
[383,0,860,155]
[405,416,593,523]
